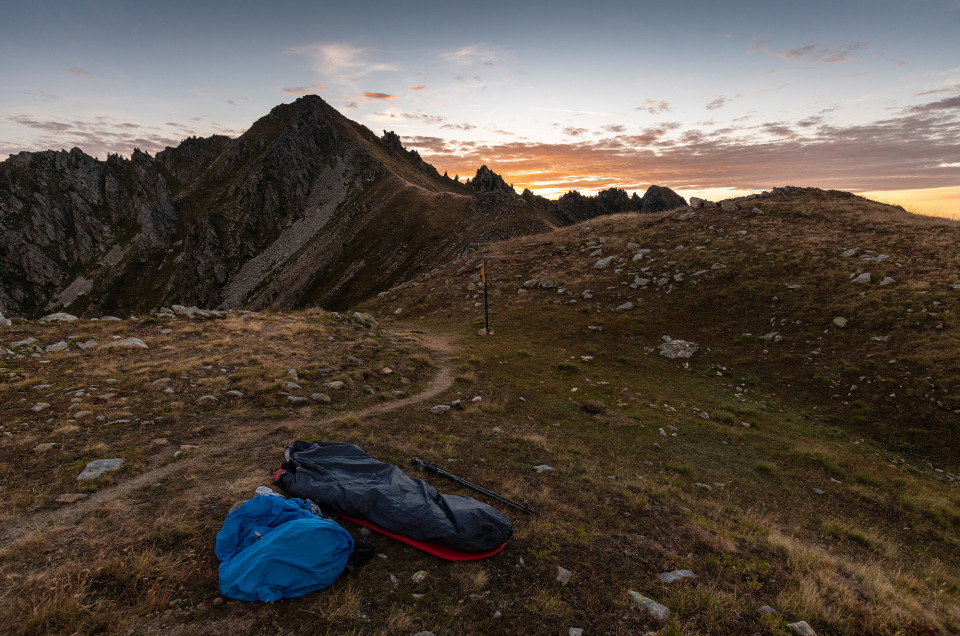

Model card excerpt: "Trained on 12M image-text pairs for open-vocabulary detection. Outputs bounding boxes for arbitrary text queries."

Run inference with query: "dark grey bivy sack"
[276,441,512,552]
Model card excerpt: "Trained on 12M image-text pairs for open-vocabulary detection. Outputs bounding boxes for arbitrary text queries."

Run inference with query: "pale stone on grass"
[77,458,124,480]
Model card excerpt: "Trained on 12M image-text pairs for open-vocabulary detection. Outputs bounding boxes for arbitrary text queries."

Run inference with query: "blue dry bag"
[215,494,354,602]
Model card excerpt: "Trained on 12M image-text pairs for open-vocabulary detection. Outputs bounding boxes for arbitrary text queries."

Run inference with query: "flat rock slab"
[77,458,124,480]
[658,569,696,583]
[628,590,669,622]
[101,337,148,349]
[786,621,818,636]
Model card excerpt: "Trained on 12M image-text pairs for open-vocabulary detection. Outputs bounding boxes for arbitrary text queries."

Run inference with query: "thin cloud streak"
[530,107,609,116]
[412,98,960,194]
[748,39,865,64]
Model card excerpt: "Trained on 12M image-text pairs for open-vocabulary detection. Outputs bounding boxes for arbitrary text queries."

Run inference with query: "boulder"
[41,312,78,322]
[594,256,614,269]
[658,569,696,583]
[77,458,124,480]
[658,336,698,359]
[721,200,738,212]
[101,337,148,349]
[851,273,871,284]
[352,312,379,330]
[628,591,669,622]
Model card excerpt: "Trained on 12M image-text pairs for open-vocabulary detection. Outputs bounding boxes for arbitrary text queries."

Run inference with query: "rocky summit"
[0,96,686,319]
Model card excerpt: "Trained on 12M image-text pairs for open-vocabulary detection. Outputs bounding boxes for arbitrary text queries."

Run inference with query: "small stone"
[759,605,780,615]
[150,438,169,447]
[41,312,78,322]
[34,442,56,453]
[833,317,848,328]
[312,393,332,403]
[411,570,428,583]
[179,444,198,452]
[629,591,669,622]
[471,396,482,402]
[569,629,584,636]
[382,367,393,374]
[31,402,51,412]
[658,569,696,583]
[615,302,634,311]
[786,621,818,636]
[196,395,218,404]
[101,337,148,349]
[842,247,860,257]
[556,567,572,586]
[430,405,451,414]
[450,399,464,410]
[226,390,244,397]
[534,465,554,473]
[879,276,896,287]
[323,380,345,390]
[212,597,224,607]
[698,412,710,420]
[812,488,825,495]
[594,256,614,269]
[851,272,871,284]
[45,341,68,352]
[288,396,310,405]
[74,410,93,419]
[76,339,98,350]
[284,381,302,390]
[77,458,124,480]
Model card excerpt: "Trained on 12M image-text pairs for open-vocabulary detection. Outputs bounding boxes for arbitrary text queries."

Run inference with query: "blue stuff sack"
[215,494,354,602]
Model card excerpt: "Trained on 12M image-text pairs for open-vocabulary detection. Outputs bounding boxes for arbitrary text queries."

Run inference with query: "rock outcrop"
[0,97,560,317]
[641,185,687,213]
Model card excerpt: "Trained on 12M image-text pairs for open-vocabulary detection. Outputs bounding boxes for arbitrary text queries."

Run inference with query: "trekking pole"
[412,457,534,515]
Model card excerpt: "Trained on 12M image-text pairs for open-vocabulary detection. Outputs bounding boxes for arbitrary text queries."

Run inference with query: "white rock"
[658,336,698,359]
[430,405,451,415]
[658,569,696,583]
[556,567,572,586]
[197,395,218,404]
[594,256,614,269]
[77,458,124,480]
[629,591,669,622]
[101,337,148,349]
[879,276,896,286]
[786,621,818,636]
[833,317,848,327]
[41,312,78,322]
[45,341,68,352]
[534,464,554,473]
[851,272,871,284]
[76,339,98,350]
[615,302,634,311]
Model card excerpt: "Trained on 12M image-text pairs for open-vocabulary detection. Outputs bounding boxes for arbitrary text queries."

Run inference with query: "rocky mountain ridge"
[0,96,686,318]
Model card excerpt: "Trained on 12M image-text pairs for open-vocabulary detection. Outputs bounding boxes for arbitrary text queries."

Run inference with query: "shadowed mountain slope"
[0,96,587,318]
[366,187,960,463]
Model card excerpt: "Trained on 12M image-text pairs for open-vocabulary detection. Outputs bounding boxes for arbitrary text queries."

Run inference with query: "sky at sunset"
[1,0,958,216]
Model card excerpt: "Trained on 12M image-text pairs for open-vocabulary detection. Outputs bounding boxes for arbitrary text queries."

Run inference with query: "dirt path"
[0,329,459,548]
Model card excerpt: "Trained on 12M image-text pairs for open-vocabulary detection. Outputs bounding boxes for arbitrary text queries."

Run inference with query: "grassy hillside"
[0,188,958,634]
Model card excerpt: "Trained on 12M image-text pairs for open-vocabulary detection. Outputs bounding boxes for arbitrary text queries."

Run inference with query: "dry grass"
[2,189,959,634]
